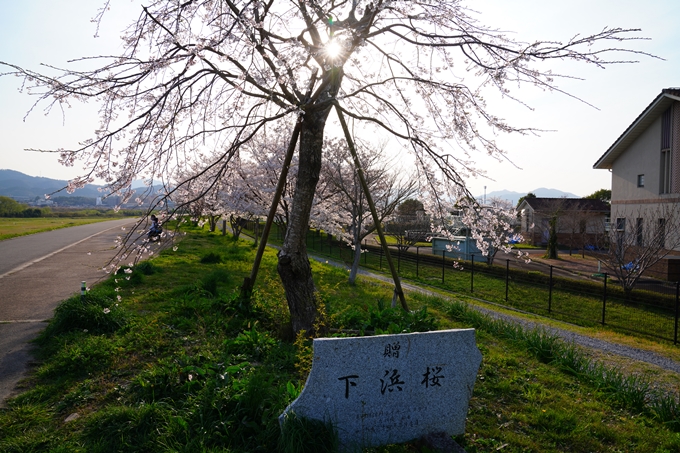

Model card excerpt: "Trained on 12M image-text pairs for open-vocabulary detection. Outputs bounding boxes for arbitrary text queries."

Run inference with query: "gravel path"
[451,294,680,374]
[239,232,680,376]
[311,255,680,376]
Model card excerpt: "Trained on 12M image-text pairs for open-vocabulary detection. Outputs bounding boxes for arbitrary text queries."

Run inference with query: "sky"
[1,0,679,198]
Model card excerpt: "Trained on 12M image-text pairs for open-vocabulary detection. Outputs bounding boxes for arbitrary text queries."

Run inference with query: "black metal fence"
[240,222,680,344]
[378,245,678,345]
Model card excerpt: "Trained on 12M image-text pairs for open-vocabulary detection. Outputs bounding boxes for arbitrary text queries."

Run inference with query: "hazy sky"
[1,0,678,198]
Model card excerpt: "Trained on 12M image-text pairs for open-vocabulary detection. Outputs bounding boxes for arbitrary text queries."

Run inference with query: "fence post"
[675,281,679,345]
[548,266,553,313]
[398,247,401,273]
[364,240,368,265]
[505,259,510,302]
[470,254,475,293]
[601,273,608,326]
[380,246,383,270]
[81,281,86,301]
[222,219,226,236]
[441,250,446,284]
[416,246,420,278]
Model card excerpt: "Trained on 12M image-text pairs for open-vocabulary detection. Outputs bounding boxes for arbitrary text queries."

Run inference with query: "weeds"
[2,227,680,453]
[651,393,680,431]
[279,412,338,453]
[293,330,313,382]
[200,268,230,297]
[38,292,129,339]
[334,299,439,334]
[443,297,680,431]
[135,260,157,276]
[200,251,223,264]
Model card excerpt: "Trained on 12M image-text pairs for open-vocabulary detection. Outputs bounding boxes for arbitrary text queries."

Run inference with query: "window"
[661,150,672,193]
[636,218,643,246]
[658,218,666,248]
[615,218,626,231]
[637,174,645,187]
[662,107,672,149]
[661,107,672,194]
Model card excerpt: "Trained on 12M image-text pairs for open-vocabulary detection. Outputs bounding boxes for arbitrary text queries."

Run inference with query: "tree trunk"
[277,67,343,335]
[229,215,242,240]
[349,225,362,285]
[545,216,558,259]
[277,111,329,335]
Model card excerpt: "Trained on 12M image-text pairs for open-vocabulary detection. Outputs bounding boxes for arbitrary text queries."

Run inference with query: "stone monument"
[279,329,482,451]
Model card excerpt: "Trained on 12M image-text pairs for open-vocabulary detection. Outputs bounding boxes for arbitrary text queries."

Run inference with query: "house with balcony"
[593,87,680,279]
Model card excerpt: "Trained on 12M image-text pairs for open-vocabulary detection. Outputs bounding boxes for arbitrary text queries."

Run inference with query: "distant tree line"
[50,196,123,207]
[0,196,144,218]
[0,196,50,217]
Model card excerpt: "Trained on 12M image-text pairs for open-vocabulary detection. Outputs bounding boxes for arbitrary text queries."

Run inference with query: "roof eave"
[593,92,680,170]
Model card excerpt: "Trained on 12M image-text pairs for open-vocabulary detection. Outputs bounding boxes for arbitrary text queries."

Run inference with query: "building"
[517,197,610,248]
[593,88,680,279]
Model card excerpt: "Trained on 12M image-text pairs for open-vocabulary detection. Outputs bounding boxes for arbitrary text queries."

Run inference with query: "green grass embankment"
[1,226,679,452]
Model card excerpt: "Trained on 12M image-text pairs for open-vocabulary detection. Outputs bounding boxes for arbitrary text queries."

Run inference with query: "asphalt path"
[0,218,137,406]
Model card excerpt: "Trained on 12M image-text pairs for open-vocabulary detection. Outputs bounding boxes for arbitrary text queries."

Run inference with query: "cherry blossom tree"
[320,138,418,284]
[1,0,651,334]
[430,194,524,266]
[462,197,522,265]
[218,164,261,241]
[384,199,430,252]
[237,126,301,236]
[596,204,680,294]
[173,158,227,232]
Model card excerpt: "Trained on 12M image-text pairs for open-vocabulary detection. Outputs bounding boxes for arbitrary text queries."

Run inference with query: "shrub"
[336,299,438,334]
[201,269,230,297]
[38,293,129,340]
[200,252,222,264]
[135,261,157,275]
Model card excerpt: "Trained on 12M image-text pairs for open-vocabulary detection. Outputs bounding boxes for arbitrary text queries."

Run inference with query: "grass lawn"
[0,217,120,241]
[1,226,679,452]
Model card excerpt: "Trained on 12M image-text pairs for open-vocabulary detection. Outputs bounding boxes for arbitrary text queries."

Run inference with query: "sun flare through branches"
[0,0,653,334]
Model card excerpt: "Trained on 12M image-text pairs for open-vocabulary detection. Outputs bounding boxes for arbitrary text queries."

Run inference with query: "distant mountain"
[0,170,167,206]
[0,169,106,200]
[2,169,579,209]
[478,188,580,206]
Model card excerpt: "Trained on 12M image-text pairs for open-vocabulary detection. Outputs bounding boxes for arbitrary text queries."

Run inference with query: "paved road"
[0,219,137,406]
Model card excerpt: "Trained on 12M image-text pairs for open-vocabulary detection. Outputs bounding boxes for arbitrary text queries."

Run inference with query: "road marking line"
[0,320,47,323]
[0,221,134,281]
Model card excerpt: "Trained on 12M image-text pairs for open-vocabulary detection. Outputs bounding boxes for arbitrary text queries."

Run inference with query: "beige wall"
[611,116,661,203]
[608,109,680,251]
[610,201,680,253]
[601,99,680,257]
